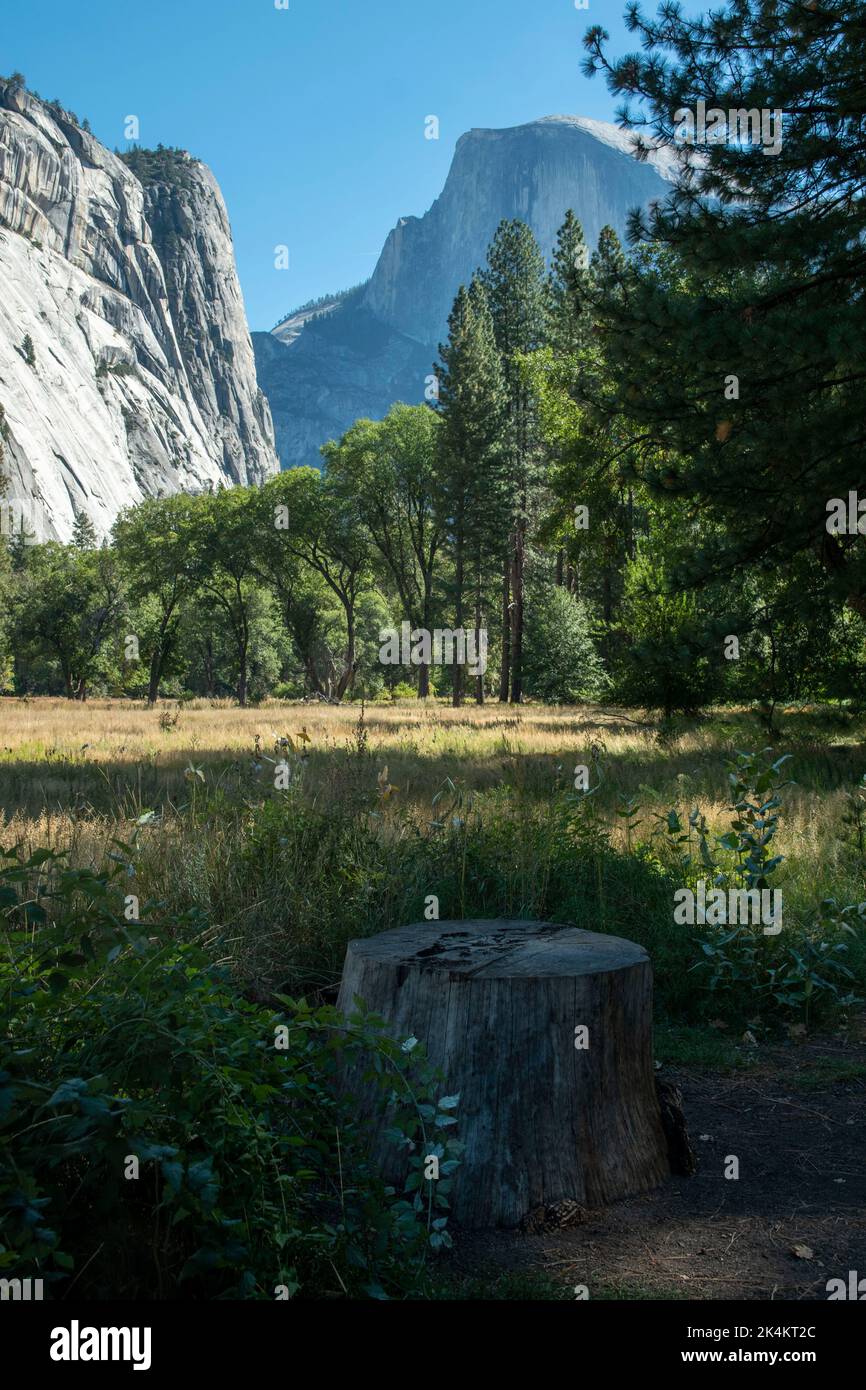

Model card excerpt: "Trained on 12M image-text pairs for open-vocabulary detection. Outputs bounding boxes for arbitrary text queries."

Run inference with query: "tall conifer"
[481,220,547,702]
[436,278,508,706]
[582,0,866,618]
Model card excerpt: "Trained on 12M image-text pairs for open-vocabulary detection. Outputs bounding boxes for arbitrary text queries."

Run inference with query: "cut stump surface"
[337,918,671,1228]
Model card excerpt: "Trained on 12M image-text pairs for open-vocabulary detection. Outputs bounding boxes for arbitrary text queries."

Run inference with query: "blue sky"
[3,0,641,330]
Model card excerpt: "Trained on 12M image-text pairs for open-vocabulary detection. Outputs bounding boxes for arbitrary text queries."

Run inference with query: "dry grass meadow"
[1,695,864,998]
[1,692,863,863]
[3,696,866,1302]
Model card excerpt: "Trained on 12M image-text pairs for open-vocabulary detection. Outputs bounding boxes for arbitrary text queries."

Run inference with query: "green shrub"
[613,545,720,716]
[523,585,606,702]
[0,847,459,1300]
[653,749,862,1026]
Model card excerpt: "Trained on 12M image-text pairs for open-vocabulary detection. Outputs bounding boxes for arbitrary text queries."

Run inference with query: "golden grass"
[0,696,864,898]
[2,696,864,1004]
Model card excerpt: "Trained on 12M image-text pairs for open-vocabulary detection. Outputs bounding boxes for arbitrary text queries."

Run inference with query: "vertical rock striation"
[0,80,277,540]
[363,116,678,350]
[255,115,678,471]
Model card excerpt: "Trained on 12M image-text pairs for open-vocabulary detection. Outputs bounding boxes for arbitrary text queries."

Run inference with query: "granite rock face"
[0,81,277,541]
[362,116,678,349]
[255,291,433,472]
[256,115,677,471]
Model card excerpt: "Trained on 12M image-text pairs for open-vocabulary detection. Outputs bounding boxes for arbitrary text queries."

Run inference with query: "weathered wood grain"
[336,918,671,1228]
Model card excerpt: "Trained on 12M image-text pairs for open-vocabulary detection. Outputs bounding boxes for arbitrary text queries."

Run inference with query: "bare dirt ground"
[448,1037,866,1300]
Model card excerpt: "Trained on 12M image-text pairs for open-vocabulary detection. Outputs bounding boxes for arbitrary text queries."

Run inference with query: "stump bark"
[337,918,671,1228]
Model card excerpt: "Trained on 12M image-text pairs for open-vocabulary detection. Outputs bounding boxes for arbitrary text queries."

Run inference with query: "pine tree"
[71,510,98,550]
[480,220,547,702]
[582,0,866,621]
[530,224,640,662]
[544,212,596,589]
[436,278,508,706]
[547,210,592,357]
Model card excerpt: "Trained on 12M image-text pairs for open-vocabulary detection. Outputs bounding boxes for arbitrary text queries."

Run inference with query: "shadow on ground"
[446,1036,866,1301]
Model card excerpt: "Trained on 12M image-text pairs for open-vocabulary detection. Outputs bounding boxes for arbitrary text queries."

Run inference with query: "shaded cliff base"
[254,295,432,471]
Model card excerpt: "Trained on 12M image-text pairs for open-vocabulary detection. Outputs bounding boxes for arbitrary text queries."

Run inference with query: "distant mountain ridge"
[255,114,678,470]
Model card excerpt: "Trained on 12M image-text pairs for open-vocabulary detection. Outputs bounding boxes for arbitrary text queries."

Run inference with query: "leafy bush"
[523,585,606,702]
[0,847,459,1299]
[613,546,720,716]
[654,749,862,1025]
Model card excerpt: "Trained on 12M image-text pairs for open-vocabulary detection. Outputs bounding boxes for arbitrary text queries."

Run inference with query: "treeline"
[0,213,612,709]
[0,72,92,133]
[2,0,865,715]
[117,145,200,188]
[271,284,366,332]
[0,427,599,707]
[0,203,862,713]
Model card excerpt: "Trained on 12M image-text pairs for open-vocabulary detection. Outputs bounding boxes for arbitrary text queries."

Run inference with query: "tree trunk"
[148,611,174,705]
[419,578,434,699]
[237,642,248,707]
[499,552,510,702]
[474,582,484,705]
[304,657,324,696]
[335,612,357,701]
[204,640,216,698]
[602,562,613,663]
[556,548,564,586]
[510,526,524,704]
[453,531,464,708]
[337,918,671,1228]
[148,649,161,706]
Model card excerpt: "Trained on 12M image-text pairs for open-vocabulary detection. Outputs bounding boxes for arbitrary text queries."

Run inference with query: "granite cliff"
[255,115,678,470]
[0,79,277,541]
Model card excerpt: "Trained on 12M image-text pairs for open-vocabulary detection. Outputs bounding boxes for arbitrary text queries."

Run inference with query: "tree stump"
[337,918,671,1228]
